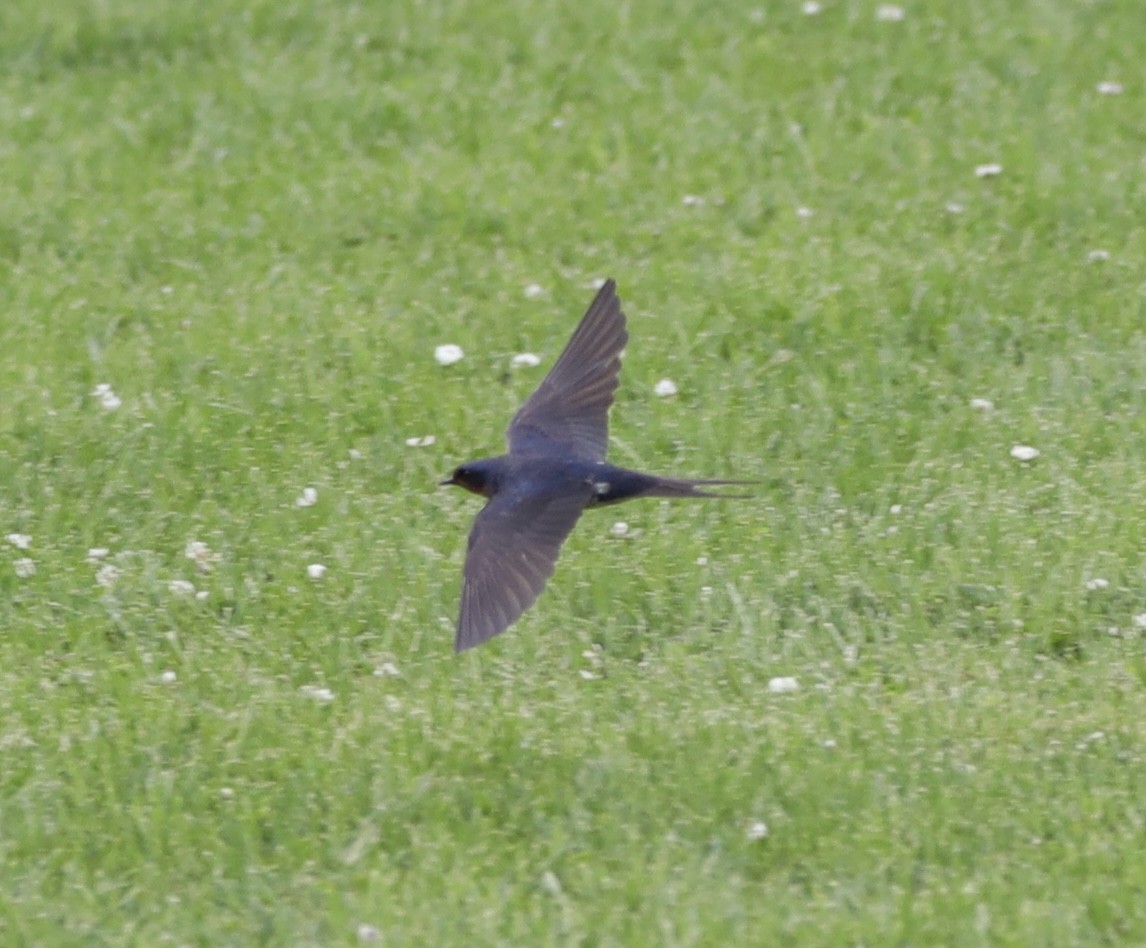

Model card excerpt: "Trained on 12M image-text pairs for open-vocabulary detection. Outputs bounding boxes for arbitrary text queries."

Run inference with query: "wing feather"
[507,280,628,461]
[455,487,591,651]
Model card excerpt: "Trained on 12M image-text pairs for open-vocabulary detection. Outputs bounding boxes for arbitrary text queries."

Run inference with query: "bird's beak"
[440,475,456,487]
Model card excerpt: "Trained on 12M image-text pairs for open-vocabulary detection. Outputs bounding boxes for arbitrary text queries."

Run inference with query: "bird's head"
[440,461,499,498]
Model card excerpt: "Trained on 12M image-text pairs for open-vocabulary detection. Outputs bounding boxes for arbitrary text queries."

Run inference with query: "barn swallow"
[442,279,751,651]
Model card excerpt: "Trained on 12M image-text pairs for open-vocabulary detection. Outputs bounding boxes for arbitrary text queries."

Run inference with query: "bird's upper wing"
[455,486,591,651]
[506,279,629,462]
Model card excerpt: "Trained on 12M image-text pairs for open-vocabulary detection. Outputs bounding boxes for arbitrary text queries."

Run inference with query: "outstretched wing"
[506,279,628,462]
[455,487,590,651]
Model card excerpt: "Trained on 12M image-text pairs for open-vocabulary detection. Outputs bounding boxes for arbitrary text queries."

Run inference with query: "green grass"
[2,0,1145,943]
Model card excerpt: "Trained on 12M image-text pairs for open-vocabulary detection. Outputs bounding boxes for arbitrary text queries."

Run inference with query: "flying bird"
[442,279,751,651]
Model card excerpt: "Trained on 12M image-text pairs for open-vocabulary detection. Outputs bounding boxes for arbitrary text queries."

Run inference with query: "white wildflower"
[876,4,905,21]
[1096,81,1123,96]
[1085,578,1109,591]
[975,163,1003,178]
[654,378,679,397]
[184,540,216,572]
[1010,445,1039,462]
[404,435,436,447]
[610,521,630,538]
[5,533,31,550]
[95,564,120,588]
[92,383,122,410]
[159,670,177,684]
[296,487,318,508]
[434,344,464,366]
[767,676,799,694]
[307,563,327,580]
[524,283,545,299]
[511,352,541,368]
[747,820,769,840]
[970,397,994,411]
[14,558,36,578]
[301,685,335,703]
[168,579,195,596]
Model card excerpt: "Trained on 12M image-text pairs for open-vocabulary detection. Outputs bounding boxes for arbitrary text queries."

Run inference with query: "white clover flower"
[92,383,122,410]
[434,344,464,366]
[1010,445,1039,462]
[970,397,994,411]
[767,676,799,694]
[184,540,216,572]
[5,533,31,550]
[945,201,965,214]
[681,194,705,206]
[876,4,905,21]
[169,579,196,596]
[654,378,679,397]
[404,435,436,447]
[195,590,209,602]
[307,563,327,580]
[1085,578,1109,591]
[14,558,36,578]
[524,283,545,299]
[975,163,1003,178]
[1087,249,1111,263]
[357,923,381,943]
[300,685,335,702]
[511,352,541,368]
[795,205,814,219]
[295,487,318,508]
[802,1,822,14]
[159,670,177,684]
[87,547,110,561]
[695,555,708,566]
[95,564,120,588]
[610,521,630,538]
[747,820,769,840]
[373,662,401,678]
[890,504,903,515]
[219,787,235,800]
[1096,81,1123,96]
[1133,614,1146,630]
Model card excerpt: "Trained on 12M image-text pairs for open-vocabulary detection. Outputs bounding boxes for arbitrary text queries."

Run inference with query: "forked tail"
[591,466,757,504]
[640,476,758,500]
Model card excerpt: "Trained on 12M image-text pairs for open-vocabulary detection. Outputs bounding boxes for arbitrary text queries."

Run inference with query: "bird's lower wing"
[456,488,590,651]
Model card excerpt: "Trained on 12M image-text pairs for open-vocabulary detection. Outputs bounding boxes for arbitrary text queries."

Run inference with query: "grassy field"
[2,0,1145,943]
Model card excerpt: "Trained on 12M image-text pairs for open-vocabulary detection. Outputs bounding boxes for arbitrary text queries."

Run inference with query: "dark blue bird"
[442,279,751,651]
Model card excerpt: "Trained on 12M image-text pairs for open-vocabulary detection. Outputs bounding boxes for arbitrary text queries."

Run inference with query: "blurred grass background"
[1,0,1144,943]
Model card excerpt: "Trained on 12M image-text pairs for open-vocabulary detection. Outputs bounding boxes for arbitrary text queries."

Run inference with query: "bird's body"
[443,279,751,651]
